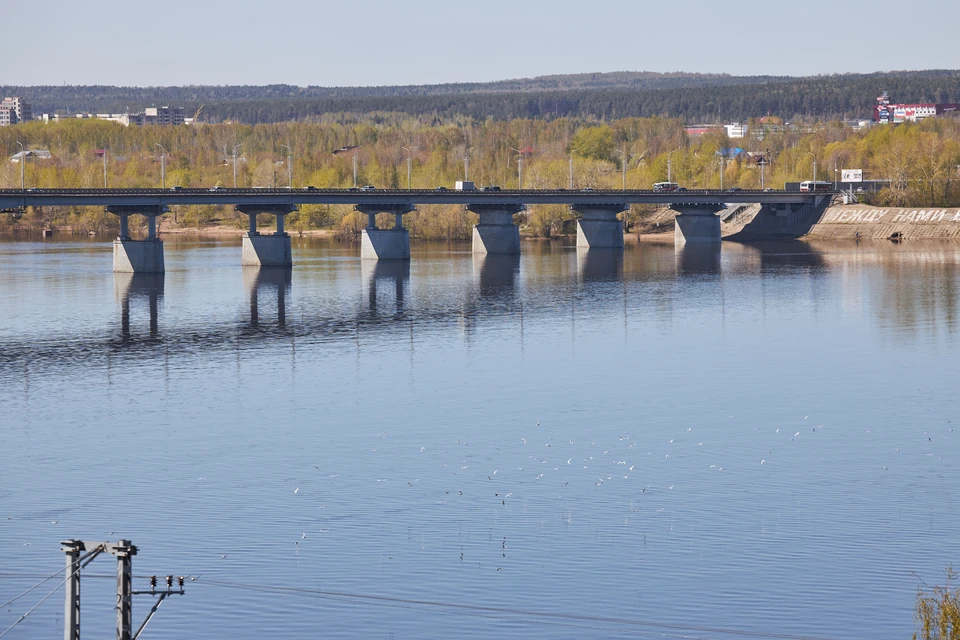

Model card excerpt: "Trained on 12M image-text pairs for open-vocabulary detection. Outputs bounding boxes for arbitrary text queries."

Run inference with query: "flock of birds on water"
[250,405,956,570]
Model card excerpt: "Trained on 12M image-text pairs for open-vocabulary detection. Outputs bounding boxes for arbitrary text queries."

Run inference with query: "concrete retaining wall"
[805,206,960,240]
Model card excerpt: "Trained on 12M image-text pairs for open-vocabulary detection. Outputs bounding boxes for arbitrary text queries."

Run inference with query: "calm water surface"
[2,236,959,640]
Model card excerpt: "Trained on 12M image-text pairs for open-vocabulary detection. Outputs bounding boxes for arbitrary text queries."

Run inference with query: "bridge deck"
[0,188,823,209]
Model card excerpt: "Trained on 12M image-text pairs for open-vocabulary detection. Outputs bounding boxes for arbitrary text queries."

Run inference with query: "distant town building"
[724,123,748,139]
[874,91,960,124]
[144,106,185,126]
[41,106,185,126]
[0,97,32,126]
[9,149,52,163]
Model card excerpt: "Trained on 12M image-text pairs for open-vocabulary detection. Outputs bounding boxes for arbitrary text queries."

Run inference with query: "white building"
[0,97,32,125]
[9,149,52,163]
[724,123,748,139]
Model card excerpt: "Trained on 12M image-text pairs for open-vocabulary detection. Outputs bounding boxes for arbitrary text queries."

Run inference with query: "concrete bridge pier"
[358,204,414,260]
[108,205,167,273]
[673,204,724,246]
[236,204,296,267]
[469,204,524,254]
[573,204,626,249]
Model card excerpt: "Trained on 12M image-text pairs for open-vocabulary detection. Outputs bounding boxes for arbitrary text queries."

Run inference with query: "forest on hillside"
[4,70,960,123]
[2,114,959,238]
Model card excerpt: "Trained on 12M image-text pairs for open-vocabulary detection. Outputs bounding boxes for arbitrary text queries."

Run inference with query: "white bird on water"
[294,487,299,494]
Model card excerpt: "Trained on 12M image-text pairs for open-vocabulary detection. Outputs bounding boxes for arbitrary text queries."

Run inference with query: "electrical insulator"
[166,575,173,588]
[149,576,157,588]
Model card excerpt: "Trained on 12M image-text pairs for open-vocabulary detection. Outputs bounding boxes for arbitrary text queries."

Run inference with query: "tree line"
[4,70,960,124]
[2,113,959,238]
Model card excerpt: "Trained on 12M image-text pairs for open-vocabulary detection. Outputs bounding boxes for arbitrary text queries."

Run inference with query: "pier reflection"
[675,244,721,276]
[576,248,623,282]
[243,266,292,329]
[361,260,409,316]
[474,254,520,299]
[114,273,164,342]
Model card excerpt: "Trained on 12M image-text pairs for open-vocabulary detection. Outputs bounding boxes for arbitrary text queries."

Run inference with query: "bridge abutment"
[573,204,626,249]
[358,204,414,260]
[236,205,296,267]
[469,205,523,254]
[673,204,723,245]
[108,205,167,273]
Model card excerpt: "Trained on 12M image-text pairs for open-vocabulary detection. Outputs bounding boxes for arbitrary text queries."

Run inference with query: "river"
[1,236,958,640]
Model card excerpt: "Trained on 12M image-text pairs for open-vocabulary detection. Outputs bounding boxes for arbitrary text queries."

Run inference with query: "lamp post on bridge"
[463,149,469,182]
[569,153,574,189]
[155,143,167,190]
[401,146,414,190]
[16,141,24,191]
[232,144,242,188]
[511,148,524,190]
[806,151,817,185]
[667,148,679,184]
[615,148,628,190]
[280,145,293,189]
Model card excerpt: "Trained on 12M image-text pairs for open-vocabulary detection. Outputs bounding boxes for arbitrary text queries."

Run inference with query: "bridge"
[0,188,825,273]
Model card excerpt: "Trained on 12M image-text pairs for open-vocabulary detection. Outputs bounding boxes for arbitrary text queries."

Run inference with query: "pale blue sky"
[7,0,960,86]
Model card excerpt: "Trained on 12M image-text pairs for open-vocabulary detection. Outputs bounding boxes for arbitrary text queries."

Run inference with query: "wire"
[0,546,103,609]
[193,578,837,640]
[0,575,70,639]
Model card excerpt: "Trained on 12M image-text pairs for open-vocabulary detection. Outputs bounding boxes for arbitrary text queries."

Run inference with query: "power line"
[193,578,837,640]
[0,574,70,639]
[0,547,103,609]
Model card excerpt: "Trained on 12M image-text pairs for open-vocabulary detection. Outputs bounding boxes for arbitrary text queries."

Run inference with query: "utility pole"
[281,145,292,188]
[402,146,413,190]
[569,153,573,189]
[232,144,241,188]
[511,148,523,190]
[59,539,184,640]
[353,150,358,188]
[155,144,166,190]
[103,149,108,189]
[16,141,25,191]
[464,147,473,181]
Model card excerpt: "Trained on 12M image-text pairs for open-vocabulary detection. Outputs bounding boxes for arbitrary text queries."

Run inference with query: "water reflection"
[242,266,292,329]
[675,244,721,276]
[361,260,409,316]
[473,253,520,298]
[576,248,623,282]
[114,272,164,342]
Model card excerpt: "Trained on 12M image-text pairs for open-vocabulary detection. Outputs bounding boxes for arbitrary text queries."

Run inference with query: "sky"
[6,0,960,87]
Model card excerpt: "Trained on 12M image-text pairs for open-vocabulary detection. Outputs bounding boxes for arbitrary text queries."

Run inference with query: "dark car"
[435,186,449,191]
[481,186,501,191]
[305,186,317,190]
[727,187,743,193]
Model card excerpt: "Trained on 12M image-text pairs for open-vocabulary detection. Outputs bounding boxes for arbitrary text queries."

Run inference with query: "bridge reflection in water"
[577,248,623,282]
[114,273,164,342]
[243,266,292,329]
[362,260,410,316]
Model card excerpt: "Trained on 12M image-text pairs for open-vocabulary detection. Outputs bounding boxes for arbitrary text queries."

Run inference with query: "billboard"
[842,169,863,183]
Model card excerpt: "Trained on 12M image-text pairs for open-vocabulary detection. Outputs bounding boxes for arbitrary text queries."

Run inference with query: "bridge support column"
[673,204,723,246]
[236,205,296,267]
[358,204,414,260]
[107,205,167,273]
[468,204,523,254]
[573,204,626,249]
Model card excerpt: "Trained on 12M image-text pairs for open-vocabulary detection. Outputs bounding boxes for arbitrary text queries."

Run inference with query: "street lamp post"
[511,148,524,190]
[232,144,241,188]
[667,149,678,183]
[401,146,413,190]
[16,141,24,191]
[569,153,574,189]
[155,143,167,190]
[464,147,473,181]
[615,148,628,190]
[280,145,293,188]
[103,148,108,188]
[806,151,817,185]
